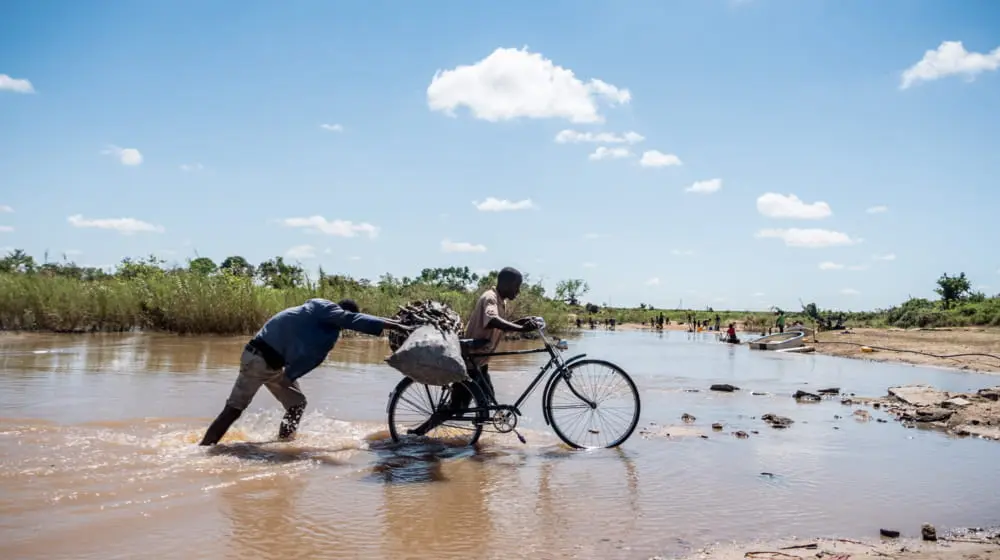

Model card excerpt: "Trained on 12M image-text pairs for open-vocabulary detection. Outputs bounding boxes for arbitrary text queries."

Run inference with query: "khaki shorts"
[226,349,307,411]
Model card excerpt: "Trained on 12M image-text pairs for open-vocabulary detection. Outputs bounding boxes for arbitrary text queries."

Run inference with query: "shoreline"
[579,323,1000,374]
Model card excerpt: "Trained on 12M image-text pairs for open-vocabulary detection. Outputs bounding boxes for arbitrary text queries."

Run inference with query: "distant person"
[198,298,413,446]
[725,322,739,344]
[775,310,786,334]
[714,314,721,331]
[575,317,582,329]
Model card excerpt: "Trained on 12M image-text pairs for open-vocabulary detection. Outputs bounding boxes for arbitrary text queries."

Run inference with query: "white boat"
[748,330,806,351]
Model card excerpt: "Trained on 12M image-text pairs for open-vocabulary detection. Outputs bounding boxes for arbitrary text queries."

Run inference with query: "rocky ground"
[847,384,1000,441]
[663,528,1000,560]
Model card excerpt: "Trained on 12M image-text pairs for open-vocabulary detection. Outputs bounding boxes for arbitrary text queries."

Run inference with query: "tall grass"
[0,273,570,335]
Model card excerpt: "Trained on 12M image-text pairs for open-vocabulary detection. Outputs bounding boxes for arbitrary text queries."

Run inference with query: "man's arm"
[486,316,531,332]
[317,301,412,336]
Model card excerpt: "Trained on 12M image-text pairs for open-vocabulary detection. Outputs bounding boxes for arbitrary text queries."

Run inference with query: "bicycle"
[385,317,641,449]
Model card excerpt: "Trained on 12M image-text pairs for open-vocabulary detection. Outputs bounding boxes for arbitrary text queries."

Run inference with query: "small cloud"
[589,146,631,160]
[281,216,379,238]
[0,74,35,94]
[819,262,845,270]
[441,239,487,253]
[0,225,13,233]
[320,123,344,132]
[583,232,606,240]
[473,197,535,211]
[555,130,644,144]
[873,253,896,261]
[671,249,695,256]
[866,205,888,214]
[64,249,82,256]
[685,178,722,194]
[752,292,765,297]
[0,205,12,213]
[841,288,860,296]
[900,41,1000,90]
[348,256,361,261]
[67,214,164,235]
[286,244,317,260]
[756,193,831,219]
[755,228,858,248]
[180,163,204,172]
[427,47,630,124]
[582,262,597,268]
[101,145,143,166]
[639,150,682,168]
[645,277,660,286]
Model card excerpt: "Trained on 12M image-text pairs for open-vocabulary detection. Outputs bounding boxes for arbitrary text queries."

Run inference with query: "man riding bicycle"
[409,266,539,435]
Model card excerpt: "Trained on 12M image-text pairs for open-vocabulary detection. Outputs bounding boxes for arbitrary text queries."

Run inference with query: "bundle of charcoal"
[388,300,463,352]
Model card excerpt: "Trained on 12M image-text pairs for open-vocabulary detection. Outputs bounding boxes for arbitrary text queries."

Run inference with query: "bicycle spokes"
[548,361,640,449]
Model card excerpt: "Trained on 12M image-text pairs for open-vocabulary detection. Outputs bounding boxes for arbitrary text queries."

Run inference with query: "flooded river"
[2,330,999,560]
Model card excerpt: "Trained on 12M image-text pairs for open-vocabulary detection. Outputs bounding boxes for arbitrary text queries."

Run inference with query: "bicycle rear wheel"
[387,377,487,446]
[544,359,640,449]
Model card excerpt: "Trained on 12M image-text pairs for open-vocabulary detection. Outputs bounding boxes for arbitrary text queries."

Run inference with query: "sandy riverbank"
[810,328,1000,374]
[669,530,1000,560]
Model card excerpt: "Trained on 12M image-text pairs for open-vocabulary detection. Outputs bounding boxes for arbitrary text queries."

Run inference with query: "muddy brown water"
[2,330,1000,560]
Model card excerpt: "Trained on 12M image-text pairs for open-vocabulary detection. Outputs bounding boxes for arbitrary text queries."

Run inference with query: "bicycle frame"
[465,322,593,426]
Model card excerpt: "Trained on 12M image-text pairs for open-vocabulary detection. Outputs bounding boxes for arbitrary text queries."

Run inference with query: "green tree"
[117,255,166,279]
[0,249,36,273]
[935,272,971,308]
[555,279,589,306]
[257,257,304,289]
[220,256,255,277]
[188,257,218,276]
[416,266,479,292]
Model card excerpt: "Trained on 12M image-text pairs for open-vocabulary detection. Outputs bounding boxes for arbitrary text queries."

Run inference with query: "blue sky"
[2,0,999,312]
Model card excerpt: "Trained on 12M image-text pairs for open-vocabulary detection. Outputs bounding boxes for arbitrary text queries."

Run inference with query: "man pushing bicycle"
[409,266,539,435]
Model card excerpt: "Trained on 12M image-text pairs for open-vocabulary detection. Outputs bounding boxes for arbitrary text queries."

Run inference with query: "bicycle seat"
[459,338,491,352]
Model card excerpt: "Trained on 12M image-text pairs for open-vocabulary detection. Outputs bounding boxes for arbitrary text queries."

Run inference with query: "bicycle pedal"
[514,429,527,445]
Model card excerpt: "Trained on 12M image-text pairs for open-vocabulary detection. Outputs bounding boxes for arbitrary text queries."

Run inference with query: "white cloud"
[180,163,204,172]
[671,249,695,256]
[67,214,164,234]
[348,256,361,261]
[841,288,860,296]
[582,262,597,268]
[819,262,844,270]
[0,205,12,213]
[753,292,765,297]
[873,253,896,261]
[285,244,317,260]
[685,178,722,194]
[645,277,660,286]
[866,205,888,214]
[441,239,487,253]
[755,228,858,248]
[554,130,644,144]
[281,216,379,239]
[589,146,631,160]
[583,232,606,240]
[0,226,13,232]
[320,123,344,132]
[0,74,34,93]
[900,41,1000,90]
[102,145,143,166]
[473,197,535,211]
[756,193,831,219]
[426,47,630,123]
[64,249,82,256]
[639,150,682,168]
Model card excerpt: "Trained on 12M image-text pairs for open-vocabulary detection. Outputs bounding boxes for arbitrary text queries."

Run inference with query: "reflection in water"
[2,331,1000,560]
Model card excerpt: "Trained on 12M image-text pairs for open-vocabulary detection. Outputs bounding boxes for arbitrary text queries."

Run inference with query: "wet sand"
[811,328,1000,374]
[675,532,1000,560]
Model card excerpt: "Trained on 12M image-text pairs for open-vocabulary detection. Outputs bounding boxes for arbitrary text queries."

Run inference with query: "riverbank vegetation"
[0,250,996,334]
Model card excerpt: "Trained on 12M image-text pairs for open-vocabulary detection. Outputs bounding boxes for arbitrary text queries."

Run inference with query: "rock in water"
[818,387,841,395]
[887,385,949,407]
[880,529,901,539]
[794,390,821,402]
[388,300,463,352]
[762,413,794,429]
[922,523,937,541]
[710,384,739,392]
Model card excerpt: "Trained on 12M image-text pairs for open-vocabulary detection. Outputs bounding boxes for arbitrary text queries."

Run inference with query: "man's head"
[338,298,360,313]
[496,267,523,300]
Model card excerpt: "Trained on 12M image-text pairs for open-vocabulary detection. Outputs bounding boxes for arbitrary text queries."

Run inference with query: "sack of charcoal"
[387,300,463,352]
[385,324,470,386]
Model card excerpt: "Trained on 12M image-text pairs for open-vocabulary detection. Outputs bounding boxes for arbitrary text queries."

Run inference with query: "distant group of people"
[575,316,617,330]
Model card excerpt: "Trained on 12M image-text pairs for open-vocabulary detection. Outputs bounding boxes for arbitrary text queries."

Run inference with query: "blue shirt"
[254,298,385,381]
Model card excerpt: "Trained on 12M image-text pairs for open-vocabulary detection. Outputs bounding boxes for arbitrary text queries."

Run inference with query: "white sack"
[385,324,469,386]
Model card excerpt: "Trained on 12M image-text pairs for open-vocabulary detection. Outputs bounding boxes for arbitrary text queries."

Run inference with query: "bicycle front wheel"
[544,359,641,449]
